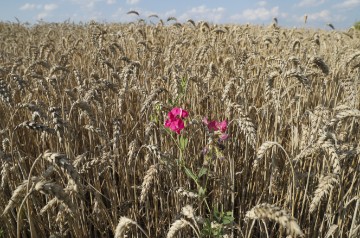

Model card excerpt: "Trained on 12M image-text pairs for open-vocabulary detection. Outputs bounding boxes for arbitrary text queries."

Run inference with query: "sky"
[1,0,359,29]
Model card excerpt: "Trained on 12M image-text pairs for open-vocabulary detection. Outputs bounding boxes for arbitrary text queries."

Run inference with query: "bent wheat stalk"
[255,141,297,215]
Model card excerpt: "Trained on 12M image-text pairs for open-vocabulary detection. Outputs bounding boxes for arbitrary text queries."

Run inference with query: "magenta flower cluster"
[164,107,189,134]
[165,107,228,162]
[164,107,228,140]
[202,117,228,140]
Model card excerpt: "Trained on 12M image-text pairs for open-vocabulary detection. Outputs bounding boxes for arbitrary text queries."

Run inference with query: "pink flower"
[202,118,218,131]
[168,107,189,119]
[217,120,227,133]
[165,117,184,134]
[165,107,189,134]
[219,133,229,141]
[203,118,227,133]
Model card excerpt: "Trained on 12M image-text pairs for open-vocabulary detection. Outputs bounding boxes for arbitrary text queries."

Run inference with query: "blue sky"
[1,0,359,29]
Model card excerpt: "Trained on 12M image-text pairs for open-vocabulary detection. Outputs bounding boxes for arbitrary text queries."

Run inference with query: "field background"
[0,19,360,237]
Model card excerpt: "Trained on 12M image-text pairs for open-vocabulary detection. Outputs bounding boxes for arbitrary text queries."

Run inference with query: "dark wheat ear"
[310,56,329,75]
[34,180,75,212]
[127,10,140,16]
[42,151,80,183]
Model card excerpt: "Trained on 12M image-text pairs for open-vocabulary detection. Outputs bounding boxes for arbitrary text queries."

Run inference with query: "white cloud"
[334,0,360,8]
[257,1,267,7]
[37,12,49,20]
[106,0,116,4]
[293,10,346,26]
[86,1,97,8]
[111,8,135,21]
[70,0,100,9]
[44,4,58,11]
[164,9,177,18]
[230,7,280,21]
[20,3,37,10]
[305,10,331,21]
[36,3,58,20]
[68,10,105,22]
[179,5,225,23]
[296,0,326,7]
[126,0,139,4]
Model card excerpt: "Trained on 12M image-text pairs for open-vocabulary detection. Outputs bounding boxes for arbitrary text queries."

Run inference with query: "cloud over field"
[126,0,140,5]
[7,0,358,29]
[230,6,283,21]
[178,5,225,23]
[334,0,360,8]
[20,3,39,11]
[20,3,58,20]
[296,0,326,7]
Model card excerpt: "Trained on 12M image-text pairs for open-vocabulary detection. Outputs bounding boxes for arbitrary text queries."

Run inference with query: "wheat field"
[0,18,360,237]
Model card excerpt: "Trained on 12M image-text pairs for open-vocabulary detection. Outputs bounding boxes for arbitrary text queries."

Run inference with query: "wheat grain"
[114,217,136,238]
[246,203,304,237]
[254,141,277,167]
[140,163,159,203]
[166,219,189,238]
[114,216,148,238]
[310,174,338,213]
[236,116,257,149]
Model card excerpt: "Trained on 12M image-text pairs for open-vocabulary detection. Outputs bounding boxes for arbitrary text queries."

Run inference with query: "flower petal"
[208,121,218,131]
[165,108,188,134]
[180,109,189,118]
[164,119,172,127]
[202,117,209,125]
[170,107,189,119]
[167,118,184,134]
[218,120,227,132]
[219,133,229,141]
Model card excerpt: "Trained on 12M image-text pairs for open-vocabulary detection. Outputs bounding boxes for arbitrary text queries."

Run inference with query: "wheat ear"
[114,216,149,238]
[310,174,338,213]
[246,203,304,237]
[166,219,192,238]
[140,164,159,203]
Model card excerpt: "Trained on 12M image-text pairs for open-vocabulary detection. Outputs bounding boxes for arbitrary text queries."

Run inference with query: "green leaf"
[222,212,234,225]
[184,166,198,183]
[213,208,220,220]
[150,114,158,123]
[179,136,188,150]
[201,219,212,236]
[197,167,207,178]
[225,211,233,216]
[181,77,187,89]
[198,186,206,197]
